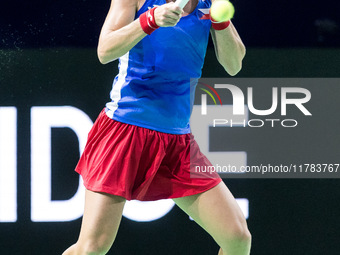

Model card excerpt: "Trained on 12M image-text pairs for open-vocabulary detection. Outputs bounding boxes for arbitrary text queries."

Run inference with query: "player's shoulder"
[110,0,140,10]
[137,0,147,11]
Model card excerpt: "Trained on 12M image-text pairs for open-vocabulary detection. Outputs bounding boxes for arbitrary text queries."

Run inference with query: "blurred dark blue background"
[1,0,339,48]
[1,1,340,255]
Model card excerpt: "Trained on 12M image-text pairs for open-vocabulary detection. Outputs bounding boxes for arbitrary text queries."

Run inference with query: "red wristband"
[210,14,231,30]
[139,7,160,35]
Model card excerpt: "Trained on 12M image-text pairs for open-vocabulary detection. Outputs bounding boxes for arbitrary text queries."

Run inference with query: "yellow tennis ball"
[210,0,235,22]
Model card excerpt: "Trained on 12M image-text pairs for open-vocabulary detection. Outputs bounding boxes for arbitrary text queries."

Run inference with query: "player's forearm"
[211,22,246,76]
[97,19,147,64]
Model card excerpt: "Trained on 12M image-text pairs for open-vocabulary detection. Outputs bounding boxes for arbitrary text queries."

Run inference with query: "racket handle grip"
[175,0,189,9]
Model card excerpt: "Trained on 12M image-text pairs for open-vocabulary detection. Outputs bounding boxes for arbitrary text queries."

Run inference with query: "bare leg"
[62,189,126,255]
[173,182,251,255]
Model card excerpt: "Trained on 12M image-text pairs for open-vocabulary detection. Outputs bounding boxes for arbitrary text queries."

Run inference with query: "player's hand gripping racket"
[175,0,189,9]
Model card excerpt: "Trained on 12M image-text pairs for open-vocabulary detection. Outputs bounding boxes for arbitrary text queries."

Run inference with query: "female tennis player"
[63,0,250,254]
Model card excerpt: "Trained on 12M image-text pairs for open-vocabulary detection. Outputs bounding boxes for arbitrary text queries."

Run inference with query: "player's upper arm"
[97,0,143,64]
[98,0,139,50]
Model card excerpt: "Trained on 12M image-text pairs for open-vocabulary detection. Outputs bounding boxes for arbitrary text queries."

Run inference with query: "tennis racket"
[175,0,189,9]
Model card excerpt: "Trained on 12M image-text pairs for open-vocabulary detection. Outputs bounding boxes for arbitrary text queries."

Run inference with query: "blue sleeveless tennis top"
[105,0,212,134]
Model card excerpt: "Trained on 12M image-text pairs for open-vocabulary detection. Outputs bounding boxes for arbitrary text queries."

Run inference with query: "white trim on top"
[106,52,129,119]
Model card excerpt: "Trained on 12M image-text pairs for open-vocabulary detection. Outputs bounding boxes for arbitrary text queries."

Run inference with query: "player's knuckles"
[160,3,181,16]
[156,18,173,27]
[155,6,165,17]
[173,7,182,14]
[157,9,173,20]
[167,2,182,13]
[154,8,168,26]
[159,15,169,23]
[155,5,181,27]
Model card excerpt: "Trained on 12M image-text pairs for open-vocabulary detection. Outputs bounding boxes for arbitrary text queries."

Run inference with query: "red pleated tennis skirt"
[75,109,221,201]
